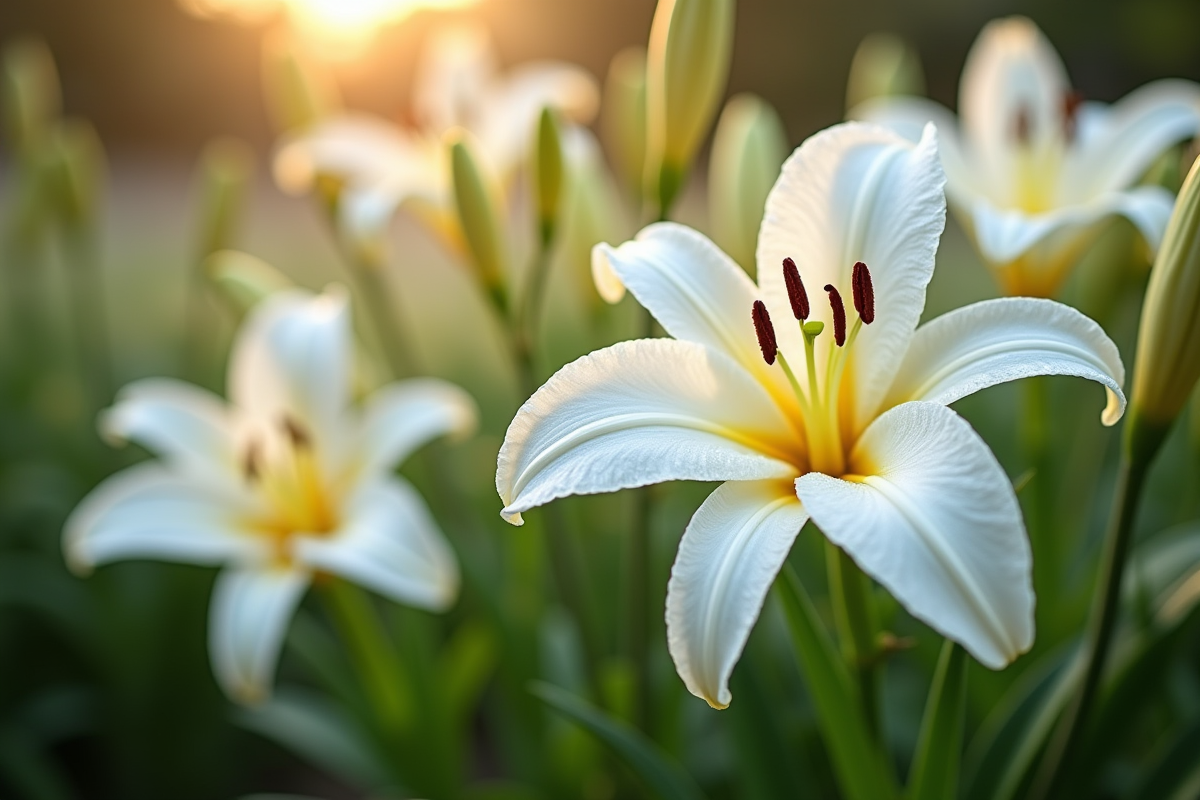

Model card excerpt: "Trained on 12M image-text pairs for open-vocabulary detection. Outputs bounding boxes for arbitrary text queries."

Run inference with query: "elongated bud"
[709,94,789,275]
[852,261,875,324]
[533,106,565,246]
[645,0,735,215]
[260,31,340,133]
[46,119,106,231]
[449,132,508,309]
[751,300,777,365]
[205,249,295,318]
[782,257,809,320]
[2,38,61,160]
[602,47,648,199]
[824,285,847,346]
[195,137,254,259]
[1128,155,1200,462]
[845,32,925,111]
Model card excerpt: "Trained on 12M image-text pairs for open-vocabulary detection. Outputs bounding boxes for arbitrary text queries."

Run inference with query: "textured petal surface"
[757,121,946,434]
[210,565,309,704]
[593,223,798,415]
[666,479,807,709]
[796,402,1033,669]
[101,378,238,483]
[356,379,478,476]
[885,297,1126,425]
[295,478,459,611]
[63,464,265,575]
[496,339,801,524]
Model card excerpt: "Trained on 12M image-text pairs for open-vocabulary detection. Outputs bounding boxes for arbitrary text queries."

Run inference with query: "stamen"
[782,257,809,320]
[823,285,846,346]
[851,261,875,324]
[1061,90,1084,142]
[751,300,778,365]
[243,439,261,483]
[1014,104,1032,145]
[282,415,311,450]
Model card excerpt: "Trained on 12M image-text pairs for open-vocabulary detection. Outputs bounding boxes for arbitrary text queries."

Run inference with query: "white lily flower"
[273,23,599,246]
[64,288,476,704]
[853,16,1200,297]
[498,121,1127,709]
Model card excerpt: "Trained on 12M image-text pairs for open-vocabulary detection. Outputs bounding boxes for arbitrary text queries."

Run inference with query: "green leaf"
[908,641,967,800]
[529,681,707,800]
[775,564,898,800]
[1130,720,1200,800]
[444,620,498,725]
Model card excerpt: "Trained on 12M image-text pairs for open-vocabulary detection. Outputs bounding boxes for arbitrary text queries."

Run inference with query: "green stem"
[349,258,416,381]
[63,228,115,414]
[1021,377,1057,626]
[826,542,881,740]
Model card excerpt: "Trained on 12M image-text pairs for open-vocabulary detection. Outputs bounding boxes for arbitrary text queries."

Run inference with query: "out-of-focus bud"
[205,249,294,317]
[645,0,735,216]
[2,38,61,160]
[557,127,628,309]
[194,137,255,259]
[601,47,648,200]
[449,131,508,311]
[261,31,340,134]
[844,32,925,112]
[46,119,106,232]
[708,93,787,276]
[533,106,565,247]
[1128,155,1200,461]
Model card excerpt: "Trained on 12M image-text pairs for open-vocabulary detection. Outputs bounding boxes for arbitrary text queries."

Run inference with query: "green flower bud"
[260,31,340,133]
[601,47,648,199]
[194,137,255,258]
[533,107,565,246]
[2,38,61,160]
[708,93,788,277]
[449,132,508,311]
[205,249,294,317]
[844,32,924,112]
[1128,155,1200,460]
[46,119,106,232]
[645,0,735,215]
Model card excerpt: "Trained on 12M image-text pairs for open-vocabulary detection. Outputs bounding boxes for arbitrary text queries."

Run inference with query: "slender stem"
[826,541,881,740]
[1021,376,1058,630]
[1030,447,1152,799]
[350,259,416,380]
[63,228,115,414]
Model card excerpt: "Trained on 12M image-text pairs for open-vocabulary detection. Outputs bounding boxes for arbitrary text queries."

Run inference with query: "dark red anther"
[282,415,311,449]
[1062,90,1084,142]
[824,285,846,347]
[243,439,261,483]
[851,261,875,324]
[1014,104,1032,145]
[751,300,778,365]
[782,257,809,320]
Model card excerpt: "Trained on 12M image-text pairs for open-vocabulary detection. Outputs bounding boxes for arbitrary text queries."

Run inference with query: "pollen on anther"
[282,415,311,449]
[1014,104,1032,145]
[1061,90,1084,141]
[243,439,261,483]
[824,285,847,347]
[782,257,809,320]
[751,300,778,365]
[852,261,875,324]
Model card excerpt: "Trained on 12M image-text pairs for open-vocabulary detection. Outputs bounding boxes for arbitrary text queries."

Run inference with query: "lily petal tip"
[590,242,627,304]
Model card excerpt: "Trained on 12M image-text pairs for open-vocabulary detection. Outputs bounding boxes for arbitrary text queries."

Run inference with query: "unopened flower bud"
[645,0,735,215]
[1128,155,1200,460]
[449,131,509,311]
[260,31,340,134]
[533,106,565,246]
[46,119,106,232]
[195,137,255,258]
[708,94,788,275]
[602,47,648,201]
[844,32,925,112]
[205,249,294,317]
[2,38,61,160]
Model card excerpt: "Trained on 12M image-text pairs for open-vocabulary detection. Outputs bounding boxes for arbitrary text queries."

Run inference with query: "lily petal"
[101,378,238,483]
[357,379,479,476]
[497,339,801,525]
[757,121,946,435]
[210,565,309,704]
[884,297,1126,425]
[273,115,429,196]
[294,478,459,611]
[64,464,265,575]
[592,223,798,415]
[413,24,497,134]
[796,401,1033,668]
[666,479,807,709]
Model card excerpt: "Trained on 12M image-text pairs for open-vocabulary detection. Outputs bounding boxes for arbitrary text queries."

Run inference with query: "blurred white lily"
[853,17,1200,297]
[499,122,1127,709]
[65,289,476,703]
[273,24,599,249]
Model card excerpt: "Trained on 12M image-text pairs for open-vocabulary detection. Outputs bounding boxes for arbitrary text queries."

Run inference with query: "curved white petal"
[63,464,266,575]
[968,184,1176,269]
[496,339,802,525]
[593,223,798,415]
[100,378,238,483]
[273,115,427,195]
[295,478,459,612]
[796,402,1033,669]
[885,297,1126,425]
[413,24,497,134]
[229,288,353,470]
[356,379,479,476]
[666,479,807,709]
[210,565,309,704]
[1063,79,1200,201]
[757,121,946,433]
